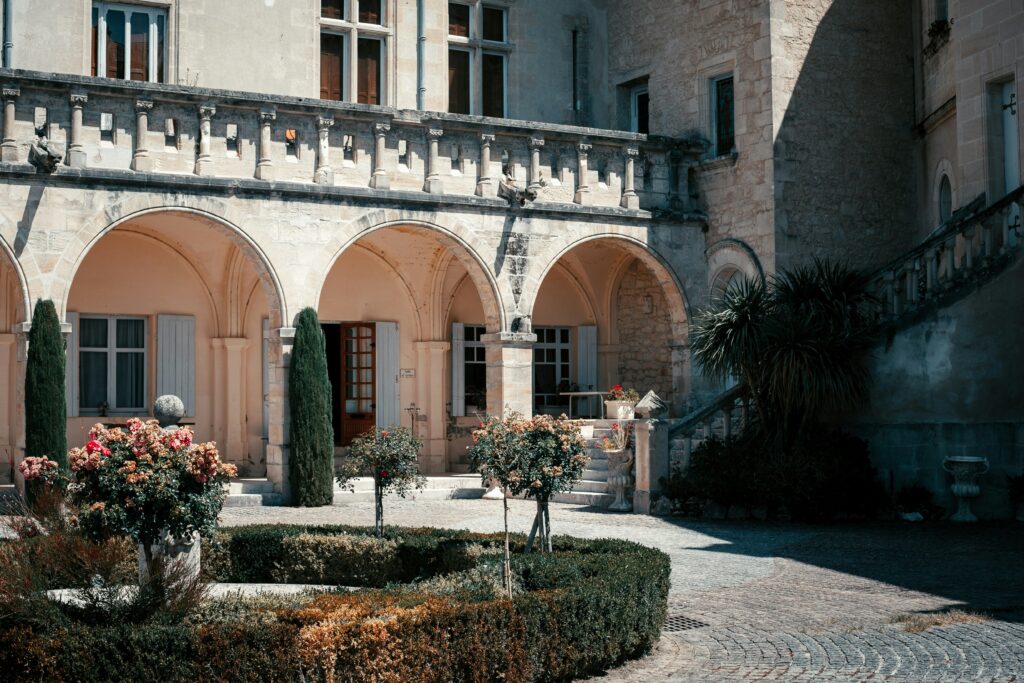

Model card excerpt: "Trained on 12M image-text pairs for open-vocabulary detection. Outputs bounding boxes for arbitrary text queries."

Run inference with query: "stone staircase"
[224,474,487,507]
[550,420,619,508]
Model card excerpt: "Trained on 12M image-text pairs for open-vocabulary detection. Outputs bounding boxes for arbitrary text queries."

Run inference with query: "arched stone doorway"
[528,236,690,416]
[64,210,286,480]
[316,223,501,473]
[0,239,29,488]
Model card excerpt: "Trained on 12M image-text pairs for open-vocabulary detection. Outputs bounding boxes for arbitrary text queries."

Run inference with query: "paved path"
[221,500,1024,682]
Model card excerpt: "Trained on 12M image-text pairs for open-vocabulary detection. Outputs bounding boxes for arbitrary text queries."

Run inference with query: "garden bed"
[1,525,670,682]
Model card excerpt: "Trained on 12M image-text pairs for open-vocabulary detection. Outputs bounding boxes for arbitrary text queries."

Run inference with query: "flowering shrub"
[67,419,236,554]
[597,422,632,451]
[470,412,587,553]
[18,456,61,486]
[606,384,640,402]
[336,426,426,537]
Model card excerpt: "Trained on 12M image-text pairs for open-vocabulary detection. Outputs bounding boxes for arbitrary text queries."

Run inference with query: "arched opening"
[531,237,689,417]
[66,211,284,478]
[939,174,953,224]
[316,223,500,473]
[0,242,29,488]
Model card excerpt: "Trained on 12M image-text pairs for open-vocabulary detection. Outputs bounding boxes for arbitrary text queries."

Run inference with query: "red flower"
[380,470,389,478]
[85,440,104,455]
[612,384,622,391]
[381,430,389,438]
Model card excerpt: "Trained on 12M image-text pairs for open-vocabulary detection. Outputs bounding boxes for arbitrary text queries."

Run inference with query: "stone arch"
[316,216,505,333]
[57,206,287,329]
[0,232,32,327]
[706,238,764,303]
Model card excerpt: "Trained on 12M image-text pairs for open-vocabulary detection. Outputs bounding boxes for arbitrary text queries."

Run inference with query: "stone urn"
[943,456,989,522]
[606,449,634,512]
[604,401,636,420]
[138,530,201,583]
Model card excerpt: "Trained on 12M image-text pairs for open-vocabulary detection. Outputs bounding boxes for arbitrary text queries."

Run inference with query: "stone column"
[482,332,537,417]
[476,133,495,196]
[669,340,693,417]
[314,115,334,185]
[621,146,639,209]
[265,326,295,497]
[528,136,545,192]
[194,104,216,176]
[213,338,250,463]
[67,92,88,168]
[255,109,276,180]
[131,99,154,172]
[1,87,20,162]
[633,420,669,514]
[415,340,450,473]
[0,333,13,482]
[574,142,592,205]
[423,128,444,193]
[370,121,390,189]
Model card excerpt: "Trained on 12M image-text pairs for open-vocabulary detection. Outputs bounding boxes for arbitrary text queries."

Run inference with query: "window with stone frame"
[320,0,389,105]
[357,37,383,105]
[446,3,511,116]
[711,74,735,157]
[91,2,166,82]
[462,325,487,411]
[320,32,346,101]
[78,316,147,416]
[631,83,650,135]
[533,327,571,413]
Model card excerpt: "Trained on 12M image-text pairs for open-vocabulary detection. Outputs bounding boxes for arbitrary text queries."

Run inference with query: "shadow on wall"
[773,0,916,271]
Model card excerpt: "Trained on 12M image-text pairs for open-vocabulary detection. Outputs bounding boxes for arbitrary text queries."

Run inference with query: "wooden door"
[342,323,375,444]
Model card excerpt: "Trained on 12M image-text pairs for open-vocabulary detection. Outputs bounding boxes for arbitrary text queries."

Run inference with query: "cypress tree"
[288,307,335,506]
[25,299,67,469]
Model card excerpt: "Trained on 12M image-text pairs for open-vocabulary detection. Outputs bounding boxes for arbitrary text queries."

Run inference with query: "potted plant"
[1009,474,1024,522]
[605,384,640,420]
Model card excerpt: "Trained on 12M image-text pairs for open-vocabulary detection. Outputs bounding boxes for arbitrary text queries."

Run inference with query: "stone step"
[570,479,608,494]
[227,478,277,495]
[550,490,616,507]
[587,459,608,471]
[582,469,607,482]
[333,487,485,504]
[224,492,284,507]
[336,475,483,493]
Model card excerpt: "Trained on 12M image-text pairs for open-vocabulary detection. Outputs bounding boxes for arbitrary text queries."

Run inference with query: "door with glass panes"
[533,327,571,414]
[342,323,375,445]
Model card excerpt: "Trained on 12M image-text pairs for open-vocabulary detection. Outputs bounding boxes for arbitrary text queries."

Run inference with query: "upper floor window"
[91,2,166,82]
[447,3,510,117]
[711,74,735,156]
[938,174,952,223]
[320,0,388,105]
[359,0,383,25]
[449,3,470,37]
[322,0,345,20]
[630,83,650,135]
[482,6,507,43]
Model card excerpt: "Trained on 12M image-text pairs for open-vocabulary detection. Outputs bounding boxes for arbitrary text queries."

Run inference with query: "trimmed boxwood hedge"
[1,525,670,682]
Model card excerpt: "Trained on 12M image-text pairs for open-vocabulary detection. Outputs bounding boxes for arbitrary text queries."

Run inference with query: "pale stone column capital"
[69,92,88,107]
[198,103,217,120]
[529,136,545,149]
[625,145,639,158]
[427,128,444,139]
[259,109,277,123]
[480,133,495,144]
[195,104,217,175]
[316,115,334,131]
[2,87,20,101]
[374,121,391,135]
[577,142,592,156]
[135,99,154,112]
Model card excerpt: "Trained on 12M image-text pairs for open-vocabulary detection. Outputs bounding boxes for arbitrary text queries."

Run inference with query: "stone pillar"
[2,87,20,162]
[476,133,495,196]
[255,109,276,180]
[67,93,88,168]
[528,136,544,192]
[482,332,537,417]
[266,326,294,497]
[314,115,334,185]
[131,99,154,172]
[213,338,249,462]
[415,340,450,473]
[423,128,444,193]
[194,104,216,176]
[0,333,13,483]
[669,339,693,416]
[370,121,390,189]
[633,419,669,514]
[621,146,639,209]
[598,343,622,397]
[574,142,592,205]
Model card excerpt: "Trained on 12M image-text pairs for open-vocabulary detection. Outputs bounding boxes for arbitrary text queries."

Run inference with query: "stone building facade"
[0,1,1019,513]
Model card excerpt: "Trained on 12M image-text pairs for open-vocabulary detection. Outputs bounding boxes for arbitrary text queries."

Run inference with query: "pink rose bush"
[18,455,61,486]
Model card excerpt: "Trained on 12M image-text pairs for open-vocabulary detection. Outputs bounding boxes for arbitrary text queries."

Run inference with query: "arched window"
[939,174,952,223]
[710,267,744,303]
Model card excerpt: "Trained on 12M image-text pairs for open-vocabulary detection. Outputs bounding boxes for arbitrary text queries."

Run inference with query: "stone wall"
[615,260,673,407]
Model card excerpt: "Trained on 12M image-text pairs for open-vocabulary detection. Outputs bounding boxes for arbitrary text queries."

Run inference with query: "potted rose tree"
[337,426,426,538]
[605,384,640,420]
[68,419,235,581]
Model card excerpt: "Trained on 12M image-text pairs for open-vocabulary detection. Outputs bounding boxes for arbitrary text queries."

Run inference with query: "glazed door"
[342,323,376,445]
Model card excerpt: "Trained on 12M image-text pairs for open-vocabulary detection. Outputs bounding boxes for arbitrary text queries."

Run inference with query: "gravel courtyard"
[221,499,1024,682]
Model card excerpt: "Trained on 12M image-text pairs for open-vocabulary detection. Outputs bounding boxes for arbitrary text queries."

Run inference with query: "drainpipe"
[416,0,426,110]
[3,0,13,69]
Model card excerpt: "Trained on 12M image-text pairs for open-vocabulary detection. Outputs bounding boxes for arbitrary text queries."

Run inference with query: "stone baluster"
[741,397,750,427]
[621,146,639,209]
[255,109,276,180]
[883,270,896,318]
[962,225,975,272]
[1,87,20,162]
[67,92,88,168]
[722,405,733,439]
[703,418,713,441]
[982,221,994,262]
[892,271,903,317]
[944,235,957,280]
[528,135,544,192]
[423,128,443,193]
[926,247,938,298]
[131,99,154,172]
[574,142,592,205]
[476,133,495,196]
[370,121,390,190]
[194,104,216,176]
[314,115,334,185]
[912,256,923,302]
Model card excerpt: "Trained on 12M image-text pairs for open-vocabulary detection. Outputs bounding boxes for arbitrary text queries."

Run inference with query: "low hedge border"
[1,525,670,682]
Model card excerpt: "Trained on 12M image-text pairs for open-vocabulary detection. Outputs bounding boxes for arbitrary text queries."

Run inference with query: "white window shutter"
[65,312,78,417]
[577,325,598,416]
[157,314,196,416]
[375,321,400,428]
[451,323,466,417]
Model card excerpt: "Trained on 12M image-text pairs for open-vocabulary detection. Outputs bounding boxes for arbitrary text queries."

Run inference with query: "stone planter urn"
[943,456,989,522]
[606,449,634,512]
[138,530,201,583]
[604,401,636,420]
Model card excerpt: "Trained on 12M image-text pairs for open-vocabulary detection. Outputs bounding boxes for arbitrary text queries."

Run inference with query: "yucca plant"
[692,259,877,449]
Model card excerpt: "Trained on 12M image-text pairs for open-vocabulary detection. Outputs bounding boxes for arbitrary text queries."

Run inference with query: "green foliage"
[2,526,670,683]
[895,484,945,520]
[289,307,335,507]
[25,300,67,469]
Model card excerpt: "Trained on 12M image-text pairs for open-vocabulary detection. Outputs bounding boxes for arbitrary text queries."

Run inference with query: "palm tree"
[692,259,877,448]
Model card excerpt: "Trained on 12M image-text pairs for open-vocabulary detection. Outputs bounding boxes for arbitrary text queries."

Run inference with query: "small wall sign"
[400,368,416,378]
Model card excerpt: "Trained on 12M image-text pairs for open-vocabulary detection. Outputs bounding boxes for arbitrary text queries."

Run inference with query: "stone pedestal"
[138,530,201,583]
[943,456,989,522]
[482,332,537,417]
[606,449,634,512]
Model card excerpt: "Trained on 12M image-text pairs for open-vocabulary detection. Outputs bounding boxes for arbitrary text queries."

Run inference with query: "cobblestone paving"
[221,500,1024,682]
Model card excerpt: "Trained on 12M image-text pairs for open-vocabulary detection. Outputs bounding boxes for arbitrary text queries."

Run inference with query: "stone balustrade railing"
[667,384,750,467]
[870,184,1023,326]
[0,69,707,218]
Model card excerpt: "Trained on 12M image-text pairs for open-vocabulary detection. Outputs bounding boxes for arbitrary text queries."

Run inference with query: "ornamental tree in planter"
[337,425,426,537]
[289,307,335,506]
[25,299,67,471]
